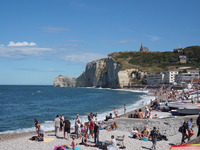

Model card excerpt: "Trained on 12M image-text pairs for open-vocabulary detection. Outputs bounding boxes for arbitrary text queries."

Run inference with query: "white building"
[175,73,199,83]
[163,70,179,83]
[146,73,164,85]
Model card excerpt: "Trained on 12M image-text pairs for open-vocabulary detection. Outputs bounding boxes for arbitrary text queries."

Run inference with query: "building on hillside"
[146,73,164,85]
[175,73,199,83]
[140,43,149,52]
[179,55,187,63]
[186,69,199,74]
[163,70,179,84]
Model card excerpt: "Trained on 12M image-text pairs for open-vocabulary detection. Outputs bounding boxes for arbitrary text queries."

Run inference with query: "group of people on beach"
[181,113,200,144]
[52,111,120,150]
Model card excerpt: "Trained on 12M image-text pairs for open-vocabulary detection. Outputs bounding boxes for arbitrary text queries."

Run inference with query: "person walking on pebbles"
[54,115,60,137]
[150,127,158,150]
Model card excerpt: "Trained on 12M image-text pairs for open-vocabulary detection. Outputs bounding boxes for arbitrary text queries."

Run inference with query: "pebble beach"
[1,89,200,150]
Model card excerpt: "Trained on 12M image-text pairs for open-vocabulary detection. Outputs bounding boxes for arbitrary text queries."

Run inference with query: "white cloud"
[101,39,138,44]
[8,41,37,47]
[15,68,63,72]
[42,26,70,33]
[1,44,4,47]
[0,42,52,58]
[63,52,107,63]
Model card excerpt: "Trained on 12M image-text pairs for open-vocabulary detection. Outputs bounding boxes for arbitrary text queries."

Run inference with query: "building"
[179,55,187,63]
[187,69,199,74]
[175,73,199,83]
[146,73,164,85]
[163,70,179,83]
[140,43,149,52]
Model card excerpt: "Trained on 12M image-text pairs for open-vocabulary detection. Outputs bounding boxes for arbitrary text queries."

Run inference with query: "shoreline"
[1,87,200,149]
[0,87,153,135]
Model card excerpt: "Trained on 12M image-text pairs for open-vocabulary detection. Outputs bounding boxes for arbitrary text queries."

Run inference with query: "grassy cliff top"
[108,46,200,73]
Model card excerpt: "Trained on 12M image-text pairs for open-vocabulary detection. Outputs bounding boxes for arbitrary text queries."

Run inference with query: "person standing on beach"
[94,122,99,143]
[114,108,118,117]
[124,104,126,115]
[54,115,60,137]
[181,121,188,144]
[196,113,200,137]
[144,106,149,119]
[138,109,143,119]
[187,118,194,141]
[34,119,39,133]
[75,114,81,133]
[63,117,71,140]
[89,118,94,138]
[150,127,158,150]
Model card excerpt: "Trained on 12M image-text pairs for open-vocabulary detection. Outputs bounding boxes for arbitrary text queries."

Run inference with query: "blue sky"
[0,0,200,85]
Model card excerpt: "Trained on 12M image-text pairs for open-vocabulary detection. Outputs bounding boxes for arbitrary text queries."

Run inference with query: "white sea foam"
[0,89,155,134]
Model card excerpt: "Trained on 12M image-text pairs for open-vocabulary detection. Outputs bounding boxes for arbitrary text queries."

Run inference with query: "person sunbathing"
[99,121,107,130]
[82,134,96,147]
[142,126,150,138]
[60,137,77,150]
[130,127,141,138]
[107,121,118,131]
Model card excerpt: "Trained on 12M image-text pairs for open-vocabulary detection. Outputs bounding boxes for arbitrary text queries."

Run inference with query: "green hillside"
[109,46,200,74]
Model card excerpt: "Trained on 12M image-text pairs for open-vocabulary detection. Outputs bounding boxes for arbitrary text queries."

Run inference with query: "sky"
[0,0,200,85]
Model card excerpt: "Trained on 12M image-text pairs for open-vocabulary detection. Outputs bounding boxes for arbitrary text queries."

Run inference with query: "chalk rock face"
[107,57,121,88]
[118,69,137,87]
[54,57,145,88]
[76,59,109,87]
[54,75,76,87]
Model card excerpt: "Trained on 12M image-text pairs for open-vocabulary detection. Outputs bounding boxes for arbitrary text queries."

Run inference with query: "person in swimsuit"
[61,137,77,150]
[114,108,118,117]
[107,121,118,131]
[82,134,96,147]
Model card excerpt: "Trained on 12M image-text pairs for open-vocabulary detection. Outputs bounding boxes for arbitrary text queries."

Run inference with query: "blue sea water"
[0,85,154,134]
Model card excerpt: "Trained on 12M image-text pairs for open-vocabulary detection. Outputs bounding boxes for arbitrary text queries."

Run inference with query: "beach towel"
[55,146,66,150]
[66,147,80,150]
[141,137,148,141]
[29,137,55,142]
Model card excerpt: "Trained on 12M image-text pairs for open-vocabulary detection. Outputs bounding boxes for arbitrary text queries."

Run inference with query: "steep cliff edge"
[54,56,145,88]
[76,58,109,87]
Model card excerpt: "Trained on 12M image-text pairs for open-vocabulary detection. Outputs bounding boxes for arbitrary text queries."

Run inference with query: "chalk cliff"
[76,58,109,87]
[54,75,76,87]
[54,57,146,88]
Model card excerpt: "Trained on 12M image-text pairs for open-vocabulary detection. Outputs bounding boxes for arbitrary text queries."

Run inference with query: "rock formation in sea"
[54,75,76,87]
[54,56,146,88]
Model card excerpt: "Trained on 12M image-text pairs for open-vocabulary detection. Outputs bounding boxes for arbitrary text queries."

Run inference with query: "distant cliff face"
[76,58,109,87]
[54,57,146,88]
[54,75,76,87]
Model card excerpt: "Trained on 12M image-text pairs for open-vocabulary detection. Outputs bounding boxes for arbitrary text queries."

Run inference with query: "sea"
[0,85,155,134]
